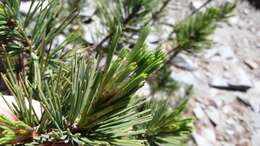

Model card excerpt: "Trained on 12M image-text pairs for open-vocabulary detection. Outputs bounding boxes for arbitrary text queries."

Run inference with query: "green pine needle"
[0,115,33,145]
[173,2,236,53]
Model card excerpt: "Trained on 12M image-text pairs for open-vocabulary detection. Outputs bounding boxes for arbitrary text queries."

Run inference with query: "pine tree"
[0,0,235,145]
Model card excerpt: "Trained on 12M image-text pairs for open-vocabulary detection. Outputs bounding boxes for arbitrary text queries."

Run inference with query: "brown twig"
[93,4,141,55]
[167,0,213,40]
[153,0,171,21]
[18,47,25,83]
[165,49,180,65]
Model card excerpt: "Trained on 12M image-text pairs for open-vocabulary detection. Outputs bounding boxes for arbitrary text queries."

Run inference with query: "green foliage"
[0,0,22,56]
[173,2,236,53]
[144,99,193,146]
[4,38,159,144]
[94,0,165,50]
[0,115,33,144]
[149,66,179,95]
[97,0,160,31]
[149,2,236,96]
[1,21,176,144]
[118,91,194,146]
[0,0,80,84]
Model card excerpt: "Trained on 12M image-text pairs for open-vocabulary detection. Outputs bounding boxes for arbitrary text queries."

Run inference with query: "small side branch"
[190,0,213,16]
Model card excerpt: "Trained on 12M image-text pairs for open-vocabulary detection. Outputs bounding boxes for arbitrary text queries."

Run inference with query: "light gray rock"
[228,67,253,91]
[190,1,203,10]
[237,95,253,110]
[171,71,197,85]
[147,33,161,49]
[204,45,237,62]
[173,54,198,71]
[252,112,260,146]
[20,1,32,14]
[209,76,228,88]
[193,133,214,146]
[252,132,260,146]
[209,67,253,92]
[226,118,236,125]
[80,1,96,17]
[226,0,235,3]
[202,128,216,144]
[204,48,219,59]
[257,32,260,37]
[82,17,106,44]
[244,59,258,70]
[205,106,221,126]
[250,98,260,113]
[20,1,48,14]
[217,46,235,60]
[243,9,249,15]
[222,105,233,114]
[256,44,260,49]
[229,15,239,26]
[54,35,66,46]
[251,112,260,129]
[212,97,224,108]
[193,104,207,119]
[161,16,176,26]
[237,95,260,112]
[220,142,235,146]
[225,128,235,136]
[136,82,151,97]
[160,25,173,40]
[148,34,160,43]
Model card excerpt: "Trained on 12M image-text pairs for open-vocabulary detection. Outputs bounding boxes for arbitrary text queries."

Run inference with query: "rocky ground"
[157,0,260,146]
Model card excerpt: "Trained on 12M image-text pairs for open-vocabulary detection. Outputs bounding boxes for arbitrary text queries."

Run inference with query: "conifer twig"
[94,4,142,54]
[152,0,171,21]
[18,47,24,83]
[167,0,213,40]
[190,0,213,16]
